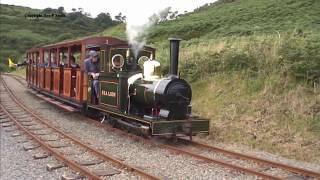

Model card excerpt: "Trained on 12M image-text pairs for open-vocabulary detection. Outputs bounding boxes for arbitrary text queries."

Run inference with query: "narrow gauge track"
[2,73,27,86]
[178,138,320,179]
[90,117,320,180]
[6,73,320,179]
[0,74,159,180]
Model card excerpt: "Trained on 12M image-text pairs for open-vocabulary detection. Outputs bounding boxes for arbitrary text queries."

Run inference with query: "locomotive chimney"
[169,38,182,76]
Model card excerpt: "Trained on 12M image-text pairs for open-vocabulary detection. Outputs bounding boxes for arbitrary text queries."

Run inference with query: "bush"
[221,49,254,71]
[0,63,9,72]
[179,45,259,82]
[279,35,320,82]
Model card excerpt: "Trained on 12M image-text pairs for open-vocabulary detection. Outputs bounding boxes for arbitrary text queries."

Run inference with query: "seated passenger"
[50,58,57,68]
[60,55,67,67]
[44,58,50,67]
[70,56,79,68]
[84,50,100,103]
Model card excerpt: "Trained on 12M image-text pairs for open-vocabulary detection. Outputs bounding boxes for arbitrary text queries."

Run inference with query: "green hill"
[149,0,320,41]
[0,4,118,70]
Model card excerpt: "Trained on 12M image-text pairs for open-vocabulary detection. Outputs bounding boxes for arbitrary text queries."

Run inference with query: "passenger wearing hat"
[84,50,100,103]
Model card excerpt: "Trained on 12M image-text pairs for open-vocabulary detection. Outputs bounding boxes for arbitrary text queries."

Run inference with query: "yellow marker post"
[8,58,17,68]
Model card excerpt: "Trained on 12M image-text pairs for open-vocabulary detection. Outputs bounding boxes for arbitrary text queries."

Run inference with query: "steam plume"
[126,7,171,59]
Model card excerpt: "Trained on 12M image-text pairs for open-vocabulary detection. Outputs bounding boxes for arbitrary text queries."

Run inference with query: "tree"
[78,8,84,14]
[115,12,123,22]
[158,7,171,22]
[84,12,91,17]
[42,7,54,14]
[169,11,179,20]
[57,6,65,14]
[121,15,126,23]
[95,12,114,28]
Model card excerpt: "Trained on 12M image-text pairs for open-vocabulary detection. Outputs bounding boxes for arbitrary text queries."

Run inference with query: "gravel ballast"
[0,126,61,180]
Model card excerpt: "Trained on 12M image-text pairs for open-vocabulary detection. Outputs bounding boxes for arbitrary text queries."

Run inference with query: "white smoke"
[126,7,171,59]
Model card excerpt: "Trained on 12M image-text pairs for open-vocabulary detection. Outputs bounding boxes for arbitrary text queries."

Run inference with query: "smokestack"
[169,38,182,76]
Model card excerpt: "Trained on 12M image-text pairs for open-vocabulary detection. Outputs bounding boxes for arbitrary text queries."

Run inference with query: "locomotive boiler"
[128,39,192,120]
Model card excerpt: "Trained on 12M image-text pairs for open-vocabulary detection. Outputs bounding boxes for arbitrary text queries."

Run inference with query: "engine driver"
[84,50,100,104]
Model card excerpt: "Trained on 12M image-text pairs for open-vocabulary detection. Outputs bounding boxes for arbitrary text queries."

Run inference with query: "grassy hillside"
[100,0,320,163]
[149,0,320,41]
[0,4,118,71]
[97,24,126,39]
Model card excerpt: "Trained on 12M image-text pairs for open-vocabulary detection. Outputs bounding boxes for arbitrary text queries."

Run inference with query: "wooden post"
[57,48,60,65]
[80,44,86,69]
[40,49,44,88]
[40,49,44,64]
[48,50,51,66]
[67,47,71,68]
[80,44,86,102]
[26,53,29,83]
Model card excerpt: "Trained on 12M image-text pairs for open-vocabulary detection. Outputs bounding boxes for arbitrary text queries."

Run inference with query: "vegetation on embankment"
[10,67,26,78]
[184,35,320,162]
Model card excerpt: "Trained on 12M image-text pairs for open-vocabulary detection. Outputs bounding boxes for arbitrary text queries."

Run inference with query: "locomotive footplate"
[88,104,209,137]
[151,118,209,136]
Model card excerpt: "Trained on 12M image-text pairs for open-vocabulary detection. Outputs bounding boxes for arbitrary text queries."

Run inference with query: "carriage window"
[100,50,105,72]
[71,51,81,68]
[50,50,57,66]
[60,52,67,66]
[44,51,49,66]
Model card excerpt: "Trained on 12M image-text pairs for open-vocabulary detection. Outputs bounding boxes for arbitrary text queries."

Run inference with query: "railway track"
[5,73,320,179]
[92,121,320,180]
[177,138,320,179]
[0,74,159,180]
[3,73,27,86]
[68,108,319,180]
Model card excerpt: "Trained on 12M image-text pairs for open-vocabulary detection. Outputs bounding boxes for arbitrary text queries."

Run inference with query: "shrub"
[279,35,320,83]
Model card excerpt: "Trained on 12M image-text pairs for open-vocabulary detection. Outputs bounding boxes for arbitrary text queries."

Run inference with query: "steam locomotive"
[26,36,209,138]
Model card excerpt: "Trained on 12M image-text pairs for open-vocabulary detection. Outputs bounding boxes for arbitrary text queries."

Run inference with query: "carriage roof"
[27,36,155,53]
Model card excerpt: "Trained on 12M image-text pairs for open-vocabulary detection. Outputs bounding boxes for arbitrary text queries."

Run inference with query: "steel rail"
[2,73,26,85]
[178,138,320,179]
[158,142,282,179]
[87,117,320,179]
[0,104,101,180]
[86,118,283,179]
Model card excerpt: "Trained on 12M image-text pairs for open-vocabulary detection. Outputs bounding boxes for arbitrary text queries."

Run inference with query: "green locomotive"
[87,38,209,137]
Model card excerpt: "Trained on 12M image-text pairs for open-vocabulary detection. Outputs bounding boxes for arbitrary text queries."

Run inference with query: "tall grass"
[153,32,320,163]
[155,32,320,85]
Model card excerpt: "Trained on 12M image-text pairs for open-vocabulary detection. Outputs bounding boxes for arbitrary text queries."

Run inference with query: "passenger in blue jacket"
[84,50,100,103]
